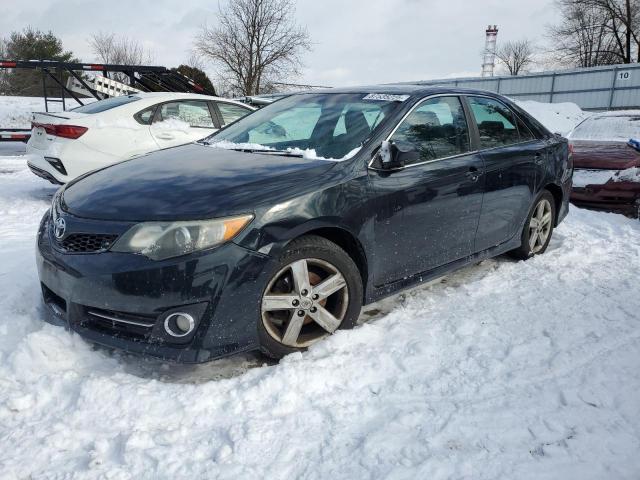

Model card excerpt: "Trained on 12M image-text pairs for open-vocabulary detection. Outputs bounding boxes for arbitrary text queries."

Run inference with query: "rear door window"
[514,114,535,141]
[468,97,521,149]
[155,101,215,128]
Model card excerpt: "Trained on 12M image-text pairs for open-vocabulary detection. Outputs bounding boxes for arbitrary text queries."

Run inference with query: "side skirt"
[366,236,522,304]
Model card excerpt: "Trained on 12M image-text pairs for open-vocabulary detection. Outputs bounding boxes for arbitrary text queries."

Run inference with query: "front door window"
[390,96,471,164]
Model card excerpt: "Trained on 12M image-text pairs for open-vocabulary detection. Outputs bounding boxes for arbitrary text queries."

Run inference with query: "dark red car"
[569,111,640,217]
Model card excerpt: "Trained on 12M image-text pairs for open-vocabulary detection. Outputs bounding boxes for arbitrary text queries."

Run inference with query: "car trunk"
[29,111,91,150]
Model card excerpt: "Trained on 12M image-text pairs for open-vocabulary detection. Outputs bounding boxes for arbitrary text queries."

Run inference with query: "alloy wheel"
[528,198,553,254]
[261,258,349,348]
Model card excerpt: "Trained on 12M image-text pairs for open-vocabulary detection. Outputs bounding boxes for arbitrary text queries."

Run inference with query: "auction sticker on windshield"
[363,93,410,102]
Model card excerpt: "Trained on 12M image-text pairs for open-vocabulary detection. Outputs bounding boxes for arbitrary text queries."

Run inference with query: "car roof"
[591,109,640,118]
[132,92,252,106]
[290,84,505,99]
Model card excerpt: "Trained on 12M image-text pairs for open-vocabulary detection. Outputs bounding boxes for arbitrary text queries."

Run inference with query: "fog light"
[164,312,195,337]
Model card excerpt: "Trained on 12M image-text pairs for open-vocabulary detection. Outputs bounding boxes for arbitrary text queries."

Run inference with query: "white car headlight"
[111,214,253,261]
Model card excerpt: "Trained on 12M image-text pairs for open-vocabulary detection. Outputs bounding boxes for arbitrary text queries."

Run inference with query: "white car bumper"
[26,133,120,184]
[26,154,69,185]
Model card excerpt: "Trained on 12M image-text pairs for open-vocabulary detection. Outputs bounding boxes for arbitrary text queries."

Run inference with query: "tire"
[510,190,557,260]
[258,235,363,359]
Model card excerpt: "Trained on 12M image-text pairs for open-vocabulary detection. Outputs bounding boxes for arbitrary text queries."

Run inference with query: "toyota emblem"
[54,217,66,239]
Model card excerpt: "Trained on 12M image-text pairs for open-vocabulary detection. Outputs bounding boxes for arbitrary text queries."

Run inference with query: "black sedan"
[36,86,572,362]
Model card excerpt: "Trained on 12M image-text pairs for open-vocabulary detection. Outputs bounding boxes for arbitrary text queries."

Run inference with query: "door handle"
[156,132,175,140]
[466,166,481,182]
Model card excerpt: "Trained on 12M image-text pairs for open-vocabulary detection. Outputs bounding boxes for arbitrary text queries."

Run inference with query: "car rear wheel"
[510,190,556,260]
[258,235,363,359]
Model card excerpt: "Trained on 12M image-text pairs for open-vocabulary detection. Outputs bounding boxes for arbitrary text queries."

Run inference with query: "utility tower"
[481,25,499,77]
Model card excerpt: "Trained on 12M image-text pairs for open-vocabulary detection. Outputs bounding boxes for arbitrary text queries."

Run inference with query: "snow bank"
[1,157,640,478]
[0,96,87,129]
[515,100,591,136]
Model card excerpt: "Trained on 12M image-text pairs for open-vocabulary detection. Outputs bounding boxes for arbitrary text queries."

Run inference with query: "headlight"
[51,189,62,218]
[110,214,253,261]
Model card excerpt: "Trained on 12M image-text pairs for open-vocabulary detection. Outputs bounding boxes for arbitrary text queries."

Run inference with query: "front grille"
[58,233,118,253]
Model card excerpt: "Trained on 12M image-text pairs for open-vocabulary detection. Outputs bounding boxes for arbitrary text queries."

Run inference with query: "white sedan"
[26,92,254,184]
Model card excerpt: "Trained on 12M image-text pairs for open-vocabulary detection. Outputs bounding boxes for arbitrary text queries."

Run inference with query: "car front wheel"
[258,235,363,359]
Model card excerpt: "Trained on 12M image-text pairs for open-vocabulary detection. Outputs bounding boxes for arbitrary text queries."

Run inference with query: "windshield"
[570,114,640,142]
[206,93,402,159]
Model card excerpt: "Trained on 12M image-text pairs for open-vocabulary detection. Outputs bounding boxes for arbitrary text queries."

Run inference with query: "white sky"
[0,0,559,87]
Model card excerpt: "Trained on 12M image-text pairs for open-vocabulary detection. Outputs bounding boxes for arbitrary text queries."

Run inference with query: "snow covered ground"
[1,95,639,478]
[1,154,640,478]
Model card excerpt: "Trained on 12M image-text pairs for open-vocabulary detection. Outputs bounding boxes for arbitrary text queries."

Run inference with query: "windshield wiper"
[228,148,304,158]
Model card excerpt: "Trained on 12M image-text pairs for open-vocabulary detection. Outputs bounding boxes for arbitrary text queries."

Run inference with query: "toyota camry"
[36,86,572,362]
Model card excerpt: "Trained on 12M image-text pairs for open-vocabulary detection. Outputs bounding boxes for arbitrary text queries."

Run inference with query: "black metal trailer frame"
[0,59,217,141]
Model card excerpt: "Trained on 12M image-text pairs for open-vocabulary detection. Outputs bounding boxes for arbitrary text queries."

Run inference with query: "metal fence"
[404,63,640,111]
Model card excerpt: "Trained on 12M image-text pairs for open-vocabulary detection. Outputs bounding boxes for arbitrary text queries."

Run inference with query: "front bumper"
[36,211,276,363]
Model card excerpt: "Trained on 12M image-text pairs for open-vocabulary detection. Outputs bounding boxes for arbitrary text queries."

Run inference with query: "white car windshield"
[206,93,403,160]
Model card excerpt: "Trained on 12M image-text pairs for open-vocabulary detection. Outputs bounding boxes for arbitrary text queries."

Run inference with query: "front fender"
[234,174,373,260]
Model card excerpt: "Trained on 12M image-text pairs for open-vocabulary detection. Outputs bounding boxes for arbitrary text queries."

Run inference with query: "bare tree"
[89,32,155,82]
[195,0,311,96]
[585,0,640,62]
[548,0,639,66]
[548,1,619,66]
[494,39,536,75]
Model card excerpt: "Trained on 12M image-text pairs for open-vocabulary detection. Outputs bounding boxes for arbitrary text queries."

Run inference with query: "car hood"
[62,143,340,221]
[572,140,640,170]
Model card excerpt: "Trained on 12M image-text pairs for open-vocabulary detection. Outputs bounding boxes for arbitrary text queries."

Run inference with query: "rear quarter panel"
[546,135,572,223]
[80,105,159,159]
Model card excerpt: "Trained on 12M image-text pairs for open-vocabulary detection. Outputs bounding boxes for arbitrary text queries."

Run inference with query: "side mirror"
[377,140,419,169]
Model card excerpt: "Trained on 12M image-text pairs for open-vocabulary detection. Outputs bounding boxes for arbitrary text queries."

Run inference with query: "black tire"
[510,190,557,260]
[258,235,363,359]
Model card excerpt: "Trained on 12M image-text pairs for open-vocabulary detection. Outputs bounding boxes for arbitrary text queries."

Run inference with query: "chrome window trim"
[367,92,542,171]
[216,100,254,113]
[368,149,481,171]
